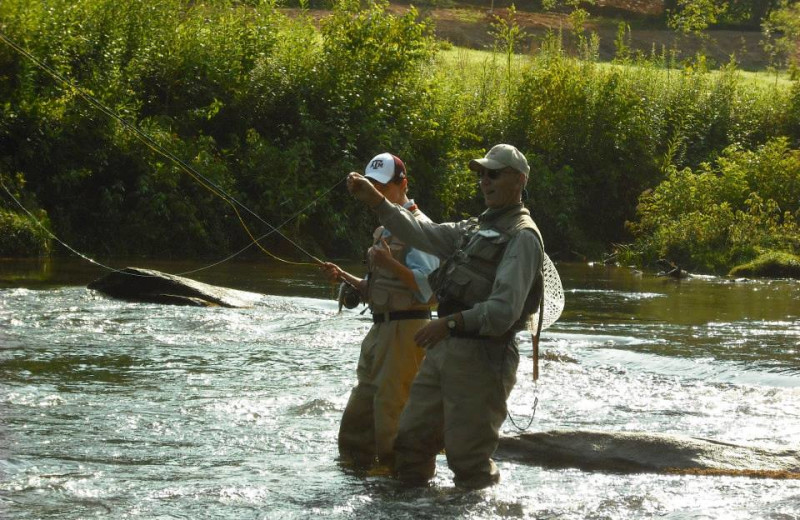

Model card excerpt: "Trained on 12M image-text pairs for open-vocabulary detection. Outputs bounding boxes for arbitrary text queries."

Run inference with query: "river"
[1,257,799,519]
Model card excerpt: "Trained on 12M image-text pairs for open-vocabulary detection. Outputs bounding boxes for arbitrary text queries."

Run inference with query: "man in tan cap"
[322,152,439,472]
[345,144,545,489]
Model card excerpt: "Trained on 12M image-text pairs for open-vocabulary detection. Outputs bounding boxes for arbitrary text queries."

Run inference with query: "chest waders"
[338,207,433,470]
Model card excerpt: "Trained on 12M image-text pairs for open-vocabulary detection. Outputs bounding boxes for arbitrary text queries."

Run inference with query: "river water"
[1,258,799,519]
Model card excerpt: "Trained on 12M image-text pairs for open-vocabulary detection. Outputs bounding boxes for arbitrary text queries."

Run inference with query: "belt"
[372,310,432,323]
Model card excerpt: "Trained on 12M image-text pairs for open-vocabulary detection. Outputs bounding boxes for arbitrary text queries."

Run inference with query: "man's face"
[367,176,405,204]
[475,166,525,209]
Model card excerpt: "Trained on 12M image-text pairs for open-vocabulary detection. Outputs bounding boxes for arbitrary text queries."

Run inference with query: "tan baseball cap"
[469,144,530,177]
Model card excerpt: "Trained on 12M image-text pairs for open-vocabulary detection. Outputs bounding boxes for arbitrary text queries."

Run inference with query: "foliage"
[0,208,50,256]
[762,0,800,78]
[0,172,51,256]
[668,0,728,34]
[0,0,798,269]
[728,250,800,278]
[666,0,790,31]
[490,4,526,93]
[0,0,437,258]
[540,0,594,11]
[622,138,800,273]
[724,0,786,26]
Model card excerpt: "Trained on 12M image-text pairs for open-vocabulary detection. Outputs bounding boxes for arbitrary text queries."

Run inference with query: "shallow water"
[1,258,799,519]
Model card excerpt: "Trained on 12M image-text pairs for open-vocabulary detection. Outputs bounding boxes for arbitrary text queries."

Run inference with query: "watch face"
[448,319,456,329]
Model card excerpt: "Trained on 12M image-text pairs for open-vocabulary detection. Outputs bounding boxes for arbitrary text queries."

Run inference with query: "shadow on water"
[0,354,142,385]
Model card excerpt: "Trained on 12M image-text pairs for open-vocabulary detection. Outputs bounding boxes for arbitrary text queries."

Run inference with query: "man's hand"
[414,318,450,349]
[320,262,343,283]
[347,172,384,208]
[368,238,393,269]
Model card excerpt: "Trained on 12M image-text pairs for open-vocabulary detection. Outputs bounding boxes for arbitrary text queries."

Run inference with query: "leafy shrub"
[623,137,800,273]
[729,250,800,278]
[0,0,797,262]
[0,173,50,256]
[0,208,50,256]
[0,0,437,258]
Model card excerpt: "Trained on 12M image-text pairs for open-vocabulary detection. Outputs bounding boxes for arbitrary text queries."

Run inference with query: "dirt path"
[423,6,769,70]
[285,2,770,70]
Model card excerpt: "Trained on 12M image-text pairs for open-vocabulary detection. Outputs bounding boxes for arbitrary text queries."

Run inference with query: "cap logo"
[370,159,384,170]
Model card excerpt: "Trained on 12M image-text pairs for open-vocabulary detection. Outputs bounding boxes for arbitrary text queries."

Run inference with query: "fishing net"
[528,253,564,332]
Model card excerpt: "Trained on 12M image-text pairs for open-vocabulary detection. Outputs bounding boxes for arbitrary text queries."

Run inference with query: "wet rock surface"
[497,430,800,478]
[87,267,258,308]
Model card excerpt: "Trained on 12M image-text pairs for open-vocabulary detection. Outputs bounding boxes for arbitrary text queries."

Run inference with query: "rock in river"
[497,430,800,479]
[87,267,259,308]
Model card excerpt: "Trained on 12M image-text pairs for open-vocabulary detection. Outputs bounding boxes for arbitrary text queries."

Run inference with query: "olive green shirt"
[375,199,543,337]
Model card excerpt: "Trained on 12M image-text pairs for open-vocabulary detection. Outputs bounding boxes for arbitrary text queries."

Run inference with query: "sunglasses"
[475,168,509,180]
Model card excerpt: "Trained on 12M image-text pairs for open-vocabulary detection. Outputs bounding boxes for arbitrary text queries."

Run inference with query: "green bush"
[0,0,798,262]
[0,0,437,258]
[622,137,800,273]
[0,208,50,256]
[0,172,50,256]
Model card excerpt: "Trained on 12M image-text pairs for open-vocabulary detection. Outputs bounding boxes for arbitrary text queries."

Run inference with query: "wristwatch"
[447,317,458,333]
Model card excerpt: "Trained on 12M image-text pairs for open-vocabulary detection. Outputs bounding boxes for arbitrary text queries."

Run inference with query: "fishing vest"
[431,204,544,333]
[367,206,433,314]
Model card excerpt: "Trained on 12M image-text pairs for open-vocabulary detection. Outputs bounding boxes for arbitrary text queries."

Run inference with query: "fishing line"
[176,176,345,275]
[0,180,121,273]
[1,175,342,279]
[0,29,334,269]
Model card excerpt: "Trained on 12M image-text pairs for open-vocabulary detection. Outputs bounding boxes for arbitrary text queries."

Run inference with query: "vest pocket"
[371,286,390,306]
[466,235,509,262]
[369,285,414,310]
[445,266,492,306]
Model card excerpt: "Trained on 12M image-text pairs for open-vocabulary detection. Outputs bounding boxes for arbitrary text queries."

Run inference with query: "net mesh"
[528,254,564,332]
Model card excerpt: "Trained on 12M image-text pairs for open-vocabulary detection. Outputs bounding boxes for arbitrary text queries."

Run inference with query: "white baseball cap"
[469,144,530,177]
[364,152,406,184]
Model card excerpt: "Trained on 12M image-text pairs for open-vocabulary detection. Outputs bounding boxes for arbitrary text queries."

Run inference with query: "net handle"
[532,284,545,381]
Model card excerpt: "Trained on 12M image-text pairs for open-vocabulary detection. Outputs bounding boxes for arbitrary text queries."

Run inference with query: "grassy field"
[436,46,795,88]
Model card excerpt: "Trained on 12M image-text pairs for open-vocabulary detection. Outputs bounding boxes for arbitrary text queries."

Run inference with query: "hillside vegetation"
[1,0,798,275]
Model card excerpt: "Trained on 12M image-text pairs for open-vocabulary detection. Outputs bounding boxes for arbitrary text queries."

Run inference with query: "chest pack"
[431,211,544,333]
[367,206,432,313]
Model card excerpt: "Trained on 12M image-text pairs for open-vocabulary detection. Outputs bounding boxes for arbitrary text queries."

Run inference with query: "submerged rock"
[87,267,259,308]
[496,430,800,479]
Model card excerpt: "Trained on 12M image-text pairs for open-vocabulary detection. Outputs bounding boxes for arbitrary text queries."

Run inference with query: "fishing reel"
[337,280,362,310]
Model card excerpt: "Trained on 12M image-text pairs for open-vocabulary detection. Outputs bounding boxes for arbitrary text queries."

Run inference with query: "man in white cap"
[321,152,439,472]
[345,144,545,489]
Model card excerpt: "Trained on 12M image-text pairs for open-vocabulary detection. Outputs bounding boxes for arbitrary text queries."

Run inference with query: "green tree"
[668,0,727,34]
[667,0,792,31]
[762,0,800,77]
[623,138,800,273]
